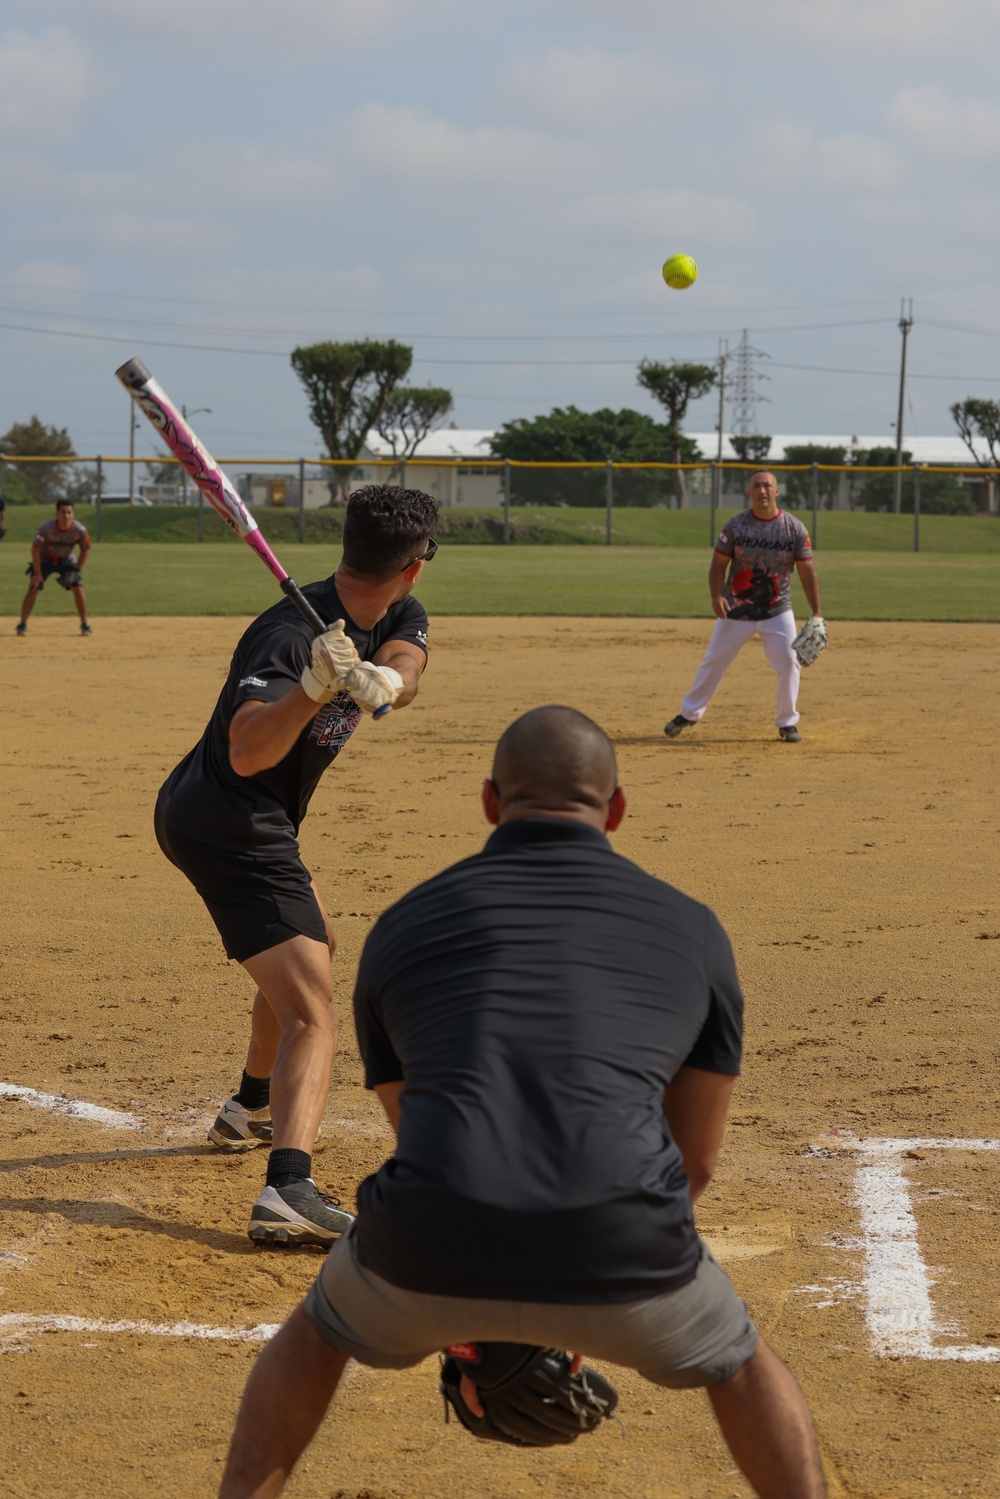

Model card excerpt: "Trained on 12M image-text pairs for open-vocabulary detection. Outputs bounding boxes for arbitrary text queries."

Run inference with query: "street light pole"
[128,400,137,502]
[893,299,913,515]
[180,404,212,507]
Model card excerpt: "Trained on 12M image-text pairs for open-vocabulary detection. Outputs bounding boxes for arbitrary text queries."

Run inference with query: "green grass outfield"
[4,502,1000,553]
[2,542,997,620]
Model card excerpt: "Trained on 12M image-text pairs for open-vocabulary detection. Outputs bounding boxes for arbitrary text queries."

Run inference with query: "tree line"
[2,341,998,515]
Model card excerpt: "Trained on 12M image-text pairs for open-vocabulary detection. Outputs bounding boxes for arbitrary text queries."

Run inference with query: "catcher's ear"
[605,785,627,832]
[482,778,501,826]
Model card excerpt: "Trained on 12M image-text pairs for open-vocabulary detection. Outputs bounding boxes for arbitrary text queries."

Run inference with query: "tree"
[0,416,76,504]
[290,340,413,502]
[490,405,699,507]
[729,434,772,463]
[635,360,717,507]
[374,386,453,476]
[854,447,974,514]
[951,399,1000,512]
[780,444,847,511]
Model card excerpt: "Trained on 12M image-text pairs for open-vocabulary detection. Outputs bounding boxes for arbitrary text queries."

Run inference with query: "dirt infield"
[1,616,997,1498]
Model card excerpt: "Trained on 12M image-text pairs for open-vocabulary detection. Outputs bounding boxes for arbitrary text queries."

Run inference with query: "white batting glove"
[339,663,405,714]
[300,620,362,703]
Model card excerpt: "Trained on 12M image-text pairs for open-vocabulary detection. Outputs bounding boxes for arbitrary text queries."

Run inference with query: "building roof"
[364,428,496,461]
[688,434,992,465]
[364,428,992,466]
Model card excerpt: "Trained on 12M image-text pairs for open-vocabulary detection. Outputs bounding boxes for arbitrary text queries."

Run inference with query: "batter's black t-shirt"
[352,819,743,1304]
[157,577,428,852]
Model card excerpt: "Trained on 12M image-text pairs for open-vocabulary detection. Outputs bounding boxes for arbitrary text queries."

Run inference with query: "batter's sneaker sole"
[208,1096,272,1152]
[248,1180,354,1248]
[664,715,697,738]
[778,725,802,743]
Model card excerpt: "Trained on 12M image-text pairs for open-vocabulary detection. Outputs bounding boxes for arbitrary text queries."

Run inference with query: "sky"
[3,0,1000,461]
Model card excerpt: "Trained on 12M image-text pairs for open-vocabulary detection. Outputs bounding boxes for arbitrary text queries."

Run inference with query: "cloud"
[502,46,702,130]
[746,121,904,194]
[0,28,96,141]
[886,86,1000,163]
[51,212,238,256]
[348,103,588,190]
[5,261,89,292]
[573,0,999,52]
[31,0,437,61]
[564,187,756,245]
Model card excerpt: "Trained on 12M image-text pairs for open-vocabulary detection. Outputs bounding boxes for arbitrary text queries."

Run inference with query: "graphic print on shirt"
[716,510,812,621]
[33,518,89,562]
[309,690,362,751]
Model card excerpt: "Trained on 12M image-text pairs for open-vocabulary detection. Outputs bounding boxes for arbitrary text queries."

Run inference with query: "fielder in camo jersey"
[664,470,823,745]
[16,499,92,636]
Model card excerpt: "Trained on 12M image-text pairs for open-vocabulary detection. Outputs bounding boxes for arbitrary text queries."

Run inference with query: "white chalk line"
[0,1081,143,1131]
[0,1313,279,1349]
[853,1137,1000,1362]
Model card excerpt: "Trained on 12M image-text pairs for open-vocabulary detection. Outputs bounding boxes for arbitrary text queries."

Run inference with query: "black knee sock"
[235,1070,270,1110]
[266,1148,311,1189]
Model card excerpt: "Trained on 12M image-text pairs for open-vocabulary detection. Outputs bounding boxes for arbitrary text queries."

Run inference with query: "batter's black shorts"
[153,798,328,963]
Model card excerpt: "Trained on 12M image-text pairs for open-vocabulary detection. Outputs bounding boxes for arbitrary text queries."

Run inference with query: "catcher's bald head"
[487,706,623,829]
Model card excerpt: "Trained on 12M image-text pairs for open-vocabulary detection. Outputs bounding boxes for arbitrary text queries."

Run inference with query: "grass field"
[4,502,1000,552]
[2,540,999,620]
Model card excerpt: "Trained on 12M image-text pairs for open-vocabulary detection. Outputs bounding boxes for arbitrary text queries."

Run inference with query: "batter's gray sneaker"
[664,714,696,738]
[778,725,802,742]
[248,1180,354,1248]
[208,1096,272,1152]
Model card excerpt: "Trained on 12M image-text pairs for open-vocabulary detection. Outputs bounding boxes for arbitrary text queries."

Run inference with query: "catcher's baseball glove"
[57,566,83,590]
[792,614,828,667]
[440,1342,619,1447]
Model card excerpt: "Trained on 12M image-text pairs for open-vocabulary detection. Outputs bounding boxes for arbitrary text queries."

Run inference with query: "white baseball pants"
[680,613,801,728]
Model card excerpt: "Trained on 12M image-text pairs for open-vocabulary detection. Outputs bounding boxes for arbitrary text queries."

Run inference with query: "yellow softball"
[662,253,698,290]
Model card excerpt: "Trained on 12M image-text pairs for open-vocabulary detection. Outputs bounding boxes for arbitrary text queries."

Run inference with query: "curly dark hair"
[341,483,439,579]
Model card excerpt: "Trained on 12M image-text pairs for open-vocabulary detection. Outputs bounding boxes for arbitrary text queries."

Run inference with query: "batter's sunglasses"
[403,537,439,570]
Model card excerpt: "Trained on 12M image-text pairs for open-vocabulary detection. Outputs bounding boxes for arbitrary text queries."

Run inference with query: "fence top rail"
[3,451,1000,479]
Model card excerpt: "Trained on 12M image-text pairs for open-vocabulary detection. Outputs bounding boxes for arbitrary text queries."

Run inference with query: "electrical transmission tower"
[730,328,771,436]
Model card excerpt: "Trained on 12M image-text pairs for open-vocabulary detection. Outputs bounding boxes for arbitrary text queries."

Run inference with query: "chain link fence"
[1,453,996,552]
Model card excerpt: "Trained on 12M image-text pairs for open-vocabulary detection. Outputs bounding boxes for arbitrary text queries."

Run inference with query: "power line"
[3,317,1000,383]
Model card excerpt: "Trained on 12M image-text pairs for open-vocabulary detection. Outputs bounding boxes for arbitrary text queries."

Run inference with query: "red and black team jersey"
[33,517,90,562]
[715,508,812,621]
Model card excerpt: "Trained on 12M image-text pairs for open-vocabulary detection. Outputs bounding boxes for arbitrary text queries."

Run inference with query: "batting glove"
[300,620,362,703]
[339,663,405,714]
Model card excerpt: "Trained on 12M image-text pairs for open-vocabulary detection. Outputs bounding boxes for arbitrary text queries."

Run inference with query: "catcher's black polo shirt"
[352,818,743,1304]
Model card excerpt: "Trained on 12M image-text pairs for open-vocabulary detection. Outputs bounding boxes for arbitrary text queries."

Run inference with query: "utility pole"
[893,298,914,515]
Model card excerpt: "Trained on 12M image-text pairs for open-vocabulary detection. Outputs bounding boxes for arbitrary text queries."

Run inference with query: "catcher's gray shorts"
[303,1230,758,1388]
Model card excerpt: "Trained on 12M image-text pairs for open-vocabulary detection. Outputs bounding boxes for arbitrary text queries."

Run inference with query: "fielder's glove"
[440,1342,619,1448]
[300,620,362,703]
[58,567,83,590]
[792,615,828,667]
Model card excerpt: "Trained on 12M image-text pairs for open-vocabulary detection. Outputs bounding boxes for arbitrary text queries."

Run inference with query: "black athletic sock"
[266,1148,311,1190]
[235,1070,270,1110]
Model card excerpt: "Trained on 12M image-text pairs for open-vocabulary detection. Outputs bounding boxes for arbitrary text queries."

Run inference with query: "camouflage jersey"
[34,517,90,562]
[715,509,812,621]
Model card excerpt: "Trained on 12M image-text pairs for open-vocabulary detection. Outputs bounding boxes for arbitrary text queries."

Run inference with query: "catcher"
[16,498,92,636]
[219,707,827,1499]
[663,469,823,744]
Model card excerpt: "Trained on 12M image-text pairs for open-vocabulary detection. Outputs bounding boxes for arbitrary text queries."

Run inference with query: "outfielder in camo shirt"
[16,499,92,637]
[663,470,823,744]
